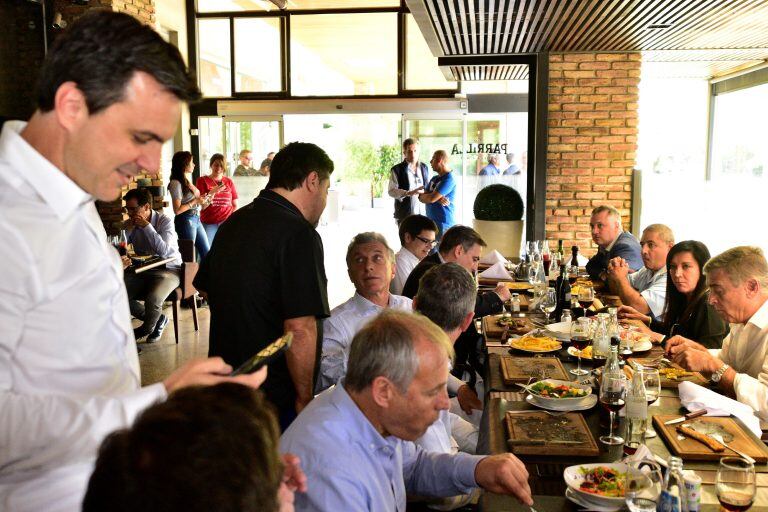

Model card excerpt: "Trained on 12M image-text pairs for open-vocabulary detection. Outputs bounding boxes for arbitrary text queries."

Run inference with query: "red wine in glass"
[543,254,551,276]
[718,492,753,512]
[571,335,591,351]
[646,393,659,406]
[600,396,625,413]
[590,355,607,368]
[568,276,578,285]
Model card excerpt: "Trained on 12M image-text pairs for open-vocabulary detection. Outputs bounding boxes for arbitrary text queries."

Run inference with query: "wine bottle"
[570,245,579,267]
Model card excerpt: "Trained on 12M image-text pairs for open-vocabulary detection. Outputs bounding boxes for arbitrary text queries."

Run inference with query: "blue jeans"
[202,222,221,246]
[174,210,209,260]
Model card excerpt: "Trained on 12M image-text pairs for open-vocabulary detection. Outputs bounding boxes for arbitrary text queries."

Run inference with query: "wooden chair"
[167,238,199,344]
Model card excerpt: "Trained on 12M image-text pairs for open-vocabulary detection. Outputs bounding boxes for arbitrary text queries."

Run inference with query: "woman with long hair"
[619,240,728,348]
[168,151,210,259]
[196,153,238,244]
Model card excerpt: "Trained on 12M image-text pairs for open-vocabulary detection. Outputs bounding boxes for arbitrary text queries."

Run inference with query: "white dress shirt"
[628,266,668,318]
[716,298,768,420]
[0,121,167,512]
[318,292,413,392]
[390,247,421,296]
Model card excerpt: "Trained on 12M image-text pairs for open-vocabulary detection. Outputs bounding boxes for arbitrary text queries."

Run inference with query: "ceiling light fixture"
[647,23,672,29]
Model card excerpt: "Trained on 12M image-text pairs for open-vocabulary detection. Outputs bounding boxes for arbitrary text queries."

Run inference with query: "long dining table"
[473,271,768,511]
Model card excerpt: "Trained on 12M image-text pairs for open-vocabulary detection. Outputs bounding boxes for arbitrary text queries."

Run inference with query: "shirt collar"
[257,188,304,220]
[747,298,768,330]
[400,247,420,263]
[0,121,92,221]
[437,252,446,263]
[351,291,390,311]
[330,384,391,451]
[604,233,621,252]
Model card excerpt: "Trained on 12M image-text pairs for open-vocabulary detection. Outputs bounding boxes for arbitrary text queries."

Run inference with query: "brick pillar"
[546,52,640,257]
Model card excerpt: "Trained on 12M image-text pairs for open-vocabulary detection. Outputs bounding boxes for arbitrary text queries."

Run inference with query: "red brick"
[595,102,628,111]
[611,94,637,102]
[563,53,597,62]
[614,78,641,86]
[561,119,595,127]
[595,151,627,160]
[563,86,594,94]
[595,53,630,62]
[577,78,613,87]
[609,111,638,119]
[562,136,595,144]
[576,143,609,151]
[549,143,577,152]
[579,61,612,70]
[550,54,564,62]
[576,192,608,200]
[595,86,627,94]
[609,127,636,135]
[562,103,595,111]
[593,184,624,192]
[579,94,611,103]
[609,143,637,151]
[593,168,627,176]
[550,127,577,136]
[561,184,592,192]
[612,61,640,70]
[594,135,624,143]
[608,192,632,200]
[549,62,580,71]
[576,127,610,136]
[578,111,610,119]
[595,119,626,127]
[577,159,611,167]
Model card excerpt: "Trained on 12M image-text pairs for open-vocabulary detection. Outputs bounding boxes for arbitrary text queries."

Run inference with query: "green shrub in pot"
[473,184,524,221]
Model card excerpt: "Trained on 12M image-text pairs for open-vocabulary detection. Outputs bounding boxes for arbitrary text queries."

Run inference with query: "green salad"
[579,466,625,497]
[529,381,589,398]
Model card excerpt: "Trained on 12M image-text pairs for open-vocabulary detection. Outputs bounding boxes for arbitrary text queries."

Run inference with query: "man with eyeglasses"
[419,149,456,243]
[233,149,259,176]
[122,188,181,344]
[391,214,438,296]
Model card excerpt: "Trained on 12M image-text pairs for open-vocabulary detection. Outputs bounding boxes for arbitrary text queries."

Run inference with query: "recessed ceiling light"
[647,24,672,29]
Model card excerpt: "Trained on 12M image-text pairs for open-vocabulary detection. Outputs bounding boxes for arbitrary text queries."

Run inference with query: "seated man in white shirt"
[281,310,533,512]
[667,246,768,420]
[391,214,438,296]
[123,189,181,342]
[606,224,674,319]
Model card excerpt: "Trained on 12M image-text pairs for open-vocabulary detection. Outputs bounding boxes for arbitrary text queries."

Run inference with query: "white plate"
[525,379,593,403]
[563,463,627,508]
[632,339,653,352]
[565,488,622,511]
[526,393,597,411]
[544,321,572,340]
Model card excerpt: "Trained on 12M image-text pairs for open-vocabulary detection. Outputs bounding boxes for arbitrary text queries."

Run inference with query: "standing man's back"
[195,142,333,428]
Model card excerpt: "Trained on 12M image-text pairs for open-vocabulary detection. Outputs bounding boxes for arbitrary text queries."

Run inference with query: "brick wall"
[546,52,640,257]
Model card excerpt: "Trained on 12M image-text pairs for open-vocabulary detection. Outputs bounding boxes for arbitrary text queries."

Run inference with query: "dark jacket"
[401,253,504,317]
[651,292,728,350]
[586,231,643,280]
[391,160,429,222]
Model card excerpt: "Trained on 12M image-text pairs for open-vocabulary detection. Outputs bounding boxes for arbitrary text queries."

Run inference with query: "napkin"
[479,249,508,265]
[478,262,513,280]
[678,381,761,436]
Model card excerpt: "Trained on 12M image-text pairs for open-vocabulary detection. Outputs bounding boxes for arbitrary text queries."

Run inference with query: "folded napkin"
[678,381,761,436]
[478,262,513,280]
[480,249,508,265]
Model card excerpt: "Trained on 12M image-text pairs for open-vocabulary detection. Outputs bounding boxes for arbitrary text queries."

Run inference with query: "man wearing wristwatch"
[666,246,768,419]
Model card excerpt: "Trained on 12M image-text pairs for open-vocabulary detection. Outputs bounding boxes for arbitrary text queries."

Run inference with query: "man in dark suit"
[585,205,643,281]
[387,138,429,225]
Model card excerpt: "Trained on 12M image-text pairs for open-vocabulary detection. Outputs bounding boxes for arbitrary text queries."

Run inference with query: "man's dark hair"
[83,383,283,512]
[266,142,334,191]
[36,10,200,114]
[123,188,152,207]
[414,263,476,331]
[438,225,486,255]
[398,214,438,244]
[402,138,418,151]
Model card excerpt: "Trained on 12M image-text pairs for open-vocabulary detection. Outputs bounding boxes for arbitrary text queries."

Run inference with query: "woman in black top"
[619,240,728,349]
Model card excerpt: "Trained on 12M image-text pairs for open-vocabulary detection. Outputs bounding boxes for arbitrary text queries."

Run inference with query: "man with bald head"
[585,205,643,281]
[419,149,456,241]
[281,310,533,511]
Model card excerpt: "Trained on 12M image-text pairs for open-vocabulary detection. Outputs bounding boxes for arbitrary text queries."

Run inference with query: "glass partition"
[198,19,232,97]
[234,18,282,93]
[404,14,457,91]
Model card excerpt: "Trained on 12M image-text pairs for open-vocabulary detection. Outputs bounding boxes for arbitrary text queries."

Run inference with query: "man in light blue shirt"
[281,310,533,512]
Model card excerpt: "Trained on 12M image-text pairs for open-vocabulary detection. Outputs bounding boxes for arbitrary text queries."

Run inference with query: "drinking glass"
[528,263,543,287]
[599,371,627,445]
[639,367,661,438]
[577,286,595,316]
[625,460,664,512]
[569,318,592,376]
[539,287,557,323]
[716,457,756,511]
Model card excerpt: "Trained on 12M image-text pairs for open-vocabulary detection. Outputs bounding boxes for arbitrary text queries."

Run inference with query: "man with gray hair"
[317,232,412,392]
[585,205,643,281]
[281,310,533,511]
[607,223,674,319]
[667,246,768,420]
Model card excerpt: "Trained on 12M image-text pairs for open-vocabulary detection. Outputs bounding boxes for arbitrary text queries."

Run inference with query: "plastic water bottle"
[624,368,647,455]
[658,456,687,512]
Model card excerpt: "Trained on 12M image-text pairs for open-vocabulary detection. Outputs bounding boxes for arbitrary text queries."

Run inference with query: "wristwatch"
[711,363,730,384]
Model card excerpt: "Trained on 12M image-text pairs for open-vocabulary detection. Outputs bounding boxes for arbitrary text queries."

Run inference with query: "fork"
[708,433,756,464]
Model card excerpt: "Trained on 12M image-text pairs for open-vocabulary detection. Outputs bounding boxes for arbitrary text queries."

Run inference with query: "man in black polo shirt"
[194,142,333,429]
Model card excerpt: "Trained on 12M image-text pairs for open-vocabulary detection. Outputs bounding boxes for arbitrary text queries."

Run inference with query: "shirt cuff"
[452,453,485,492]
[448,374,464,395]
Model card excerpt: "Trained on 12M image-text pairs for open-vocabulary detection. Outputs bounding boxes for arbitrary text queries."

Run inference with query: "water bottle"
[593,313,611,365]
[510,293,521,313]
[560,309,572,325]
[658,456,687,512]
[624,368,647,455]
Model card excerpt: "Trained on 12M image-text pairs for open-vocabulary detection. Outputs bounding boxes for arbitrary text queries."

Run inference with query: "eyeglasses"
[416,235,437,247]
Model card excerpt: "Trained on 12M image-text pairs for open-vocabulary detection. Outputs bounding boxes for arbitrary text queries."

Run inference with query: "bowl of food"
[508,333,562,353]
[563,463,627,508]
[525,379,592,406]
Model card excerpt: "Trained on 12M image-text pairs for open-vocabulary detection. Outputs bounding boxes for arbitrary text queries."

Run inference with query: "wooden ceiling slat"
[477,0,486,54]
[424,1,454,55]
[590,0,658,50]
[526,0,564,52]
[513,0,532,53]
[433,0,458,55]
[455,0,471,56]
[508,0,525,54]
[539,0,580,52]
[467,0,478,56]
[559,0,612,51]
[499,0,517,54]
[491,0,505,54]
[520,0,552,52]
[443,0,464,54]
[549,0,596,50]
[599,0,678,50]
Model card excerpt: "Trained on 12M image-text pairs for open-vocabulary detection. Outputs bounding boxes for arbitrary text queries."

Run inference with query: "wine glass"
[569,318,592,376]
[599,371,627,445]
[539,287,557,323]
[625,460,664,512]
[639,367,661,438]
[578,286,595,316]
[528,262,543,287]
[716,457,756,511]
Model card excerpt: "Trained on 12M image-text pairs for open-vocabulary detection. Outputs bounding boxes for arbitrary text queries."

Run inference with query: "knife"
[664,409,707,425]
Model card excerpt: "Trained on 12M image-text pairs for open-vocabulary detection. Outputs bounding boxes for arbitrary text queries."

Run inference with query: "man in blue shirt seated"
[281,310,533,511]
[419,150,456,242]
[585,205,643,281]
[123,188,182,343]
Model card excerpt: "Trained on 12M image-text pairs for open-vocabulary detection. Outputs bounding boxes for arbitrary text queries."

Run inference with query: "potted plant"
[472,184,525,259]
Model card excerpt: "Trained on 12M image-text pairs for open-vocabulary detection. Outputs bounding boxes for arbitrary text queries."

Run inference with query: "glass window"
[461,80,529,94]
[198,19,231,97]
[404,14,457,90]
[234,18,282,92]
[290,13,397,96]
[197,0,398,13]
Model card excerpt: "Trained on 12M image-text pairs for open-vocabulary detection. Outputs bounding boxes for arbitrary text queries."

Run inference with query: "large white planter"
[472,219,524,260]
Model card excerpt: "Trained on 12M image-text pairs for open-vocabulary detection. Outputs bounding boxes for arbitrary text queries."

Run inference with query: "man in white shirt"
[0,12,266,511]
[667,246,768,420]
[123,188,181,342]
[388,138,428,224]
[607,224,674,319]
[391,214,438,296]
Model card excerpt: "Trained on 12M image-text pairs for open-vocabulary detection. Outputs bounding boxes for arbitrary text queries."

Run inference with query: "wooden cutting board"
[500,356,569,384]
[627,358,708,387]
[505,411,600,456]
[653,415,768,463]
[483,314,534,339]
